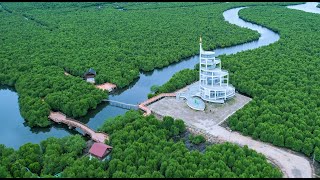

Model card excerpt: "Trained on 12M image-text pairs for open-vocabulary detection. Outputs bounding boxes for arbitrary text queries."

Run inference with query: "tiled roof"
[84,68,96,76]
[89,142,112,158]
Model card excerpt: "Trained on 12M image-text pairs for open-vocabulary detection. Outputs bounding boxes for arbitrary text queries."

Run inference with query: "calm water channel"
[0,3,317,149]
[287,2,320,14]
[0,86,78,149]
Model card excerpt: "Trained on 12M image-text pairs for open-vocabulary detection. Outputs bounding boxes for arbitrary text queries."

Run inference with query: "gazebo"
[84,68,96,84]
[89,142,113,160]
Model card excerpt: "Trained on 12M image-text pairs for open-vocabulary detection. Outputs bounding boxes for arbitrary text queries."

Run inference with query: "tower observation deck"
[176,37,236,110]
[198,37,235,103]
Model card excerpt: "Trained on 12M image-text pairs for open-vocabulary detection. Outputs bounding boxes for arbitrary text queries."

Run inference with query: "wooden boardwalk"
[48,111,109,143]
[139,93,176,116]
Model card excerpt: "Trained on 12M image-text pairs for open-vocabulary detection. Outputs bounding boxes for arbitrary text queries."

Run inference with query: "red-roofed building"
[89,142,113,160]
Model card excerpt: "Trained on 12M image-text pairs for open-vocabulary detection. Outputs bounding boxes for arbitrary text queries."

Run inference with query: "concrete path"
[190,123,313,178]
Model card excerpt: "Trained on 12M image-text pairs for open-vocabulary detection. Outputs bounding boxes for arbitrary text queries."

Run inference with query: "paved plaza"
[148,93,251,128]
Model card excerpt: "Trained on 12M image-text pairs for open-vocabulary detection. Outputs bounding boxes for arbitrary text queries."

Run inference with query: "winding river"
[0,2,318,149]
[81,6,279,130]
[287,2,320,14]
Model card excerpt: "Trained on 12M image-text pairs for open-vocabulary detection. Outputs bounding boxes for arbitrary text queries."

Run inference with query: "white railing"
[200,59,220,64]
[102,99,138,110]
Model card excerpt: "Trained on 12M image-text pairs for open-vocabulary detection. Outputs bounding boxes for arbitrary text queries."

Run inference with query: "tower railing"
[199,38,235,103]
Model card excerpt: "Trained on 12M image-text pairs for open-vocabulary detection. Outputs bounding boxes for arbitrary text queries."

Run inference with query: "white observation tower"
[176,37,236,110]
[198,36,235,103]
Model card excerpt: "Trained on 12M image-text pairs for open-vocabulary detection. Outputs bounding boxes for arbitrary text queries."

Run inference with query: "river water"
[0,86,78,149]
[81,7,280,131]
[0,3,317,149]
[287,2,320,14]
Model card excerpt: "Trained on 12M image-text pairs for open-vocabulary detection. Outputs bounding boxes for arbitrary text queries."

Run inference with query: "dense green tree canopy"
[0,2,313,178]
[149,68,199,98]
[0,2,277,127]
[99,111,282,178]
[223,5,320,160]
[0,111,282,178]
[0,135,103,178]
[189,134,206,145]
[154,4,320,161]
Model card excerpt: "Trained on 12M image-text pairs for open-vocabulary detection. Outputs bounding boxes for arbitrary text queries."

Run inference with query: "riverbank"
[0,87,75,149]
[143,3,320,177]
[287,2,320,14]
[0,3,279,149]
[0,2,312,154]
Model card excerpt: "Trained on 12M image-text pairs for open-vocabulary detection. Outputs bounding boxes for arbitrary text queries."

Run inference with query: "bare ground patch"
[148,93,251,128]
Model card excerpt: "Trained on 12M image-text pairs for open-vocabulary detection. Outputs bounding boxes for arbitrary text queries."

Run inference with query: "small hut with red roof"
[89,142,113,160]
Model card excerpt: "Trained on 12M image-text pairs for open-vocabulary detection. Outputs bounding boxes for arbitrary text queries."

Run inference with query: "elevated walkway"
[139,93,176,116]
[48,111,109,143]
[102,99,138,110]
